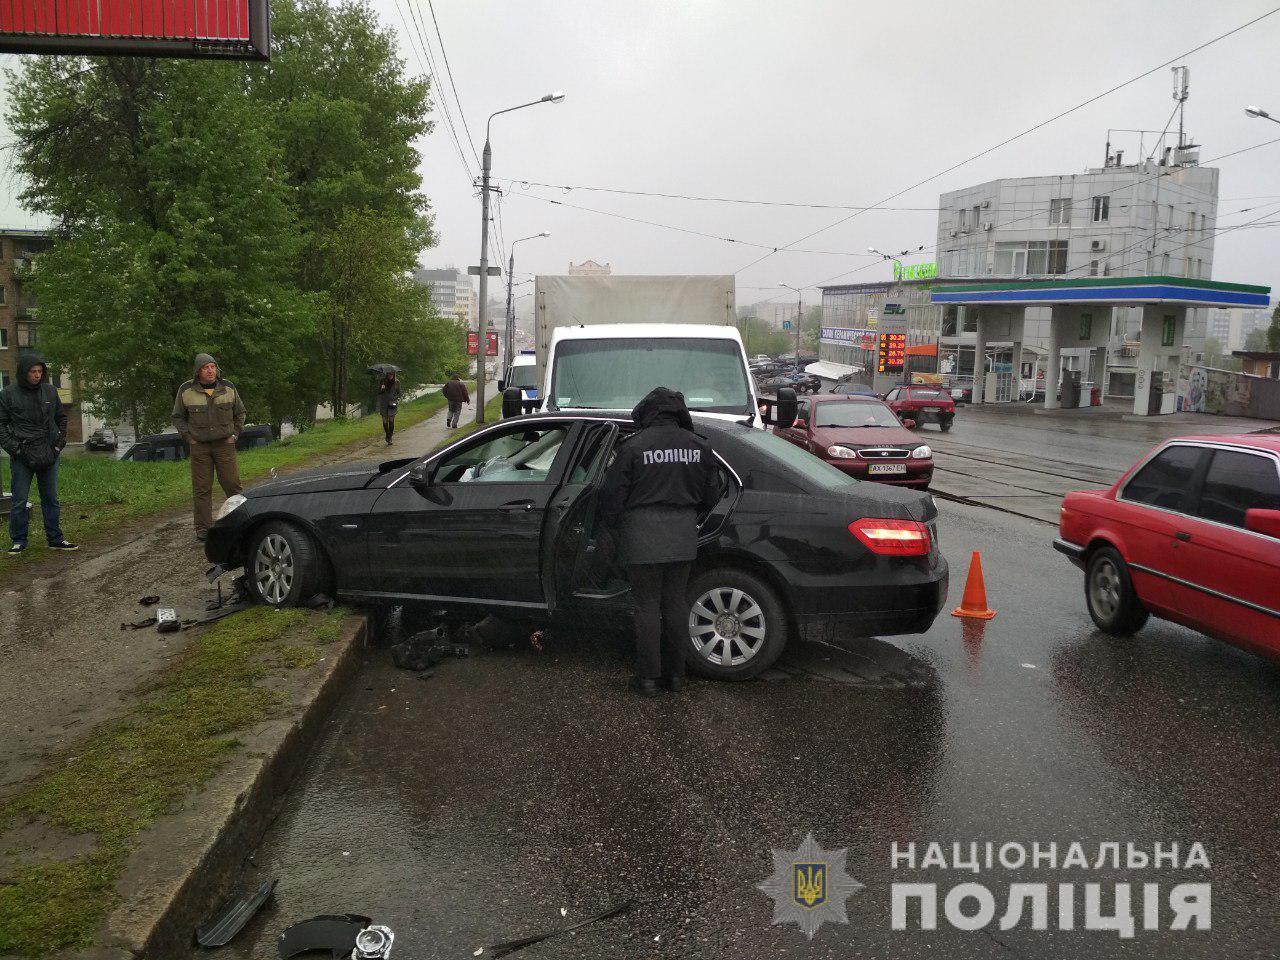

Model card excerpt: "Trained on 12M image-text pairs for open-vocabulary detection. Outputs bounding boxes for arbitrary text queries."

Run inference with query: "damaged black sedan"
[205,414,948,680]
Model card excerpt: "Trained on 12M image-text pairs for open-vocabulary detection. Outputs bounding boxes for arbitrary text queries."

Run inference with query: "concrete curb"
[85,615,368,960]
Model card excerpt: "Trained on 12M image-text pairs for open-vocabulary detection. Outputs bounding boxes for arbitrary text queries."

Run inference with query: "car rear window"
[1194,450,1280,528]
[909,388,947,399]
[1122,444,1205,511]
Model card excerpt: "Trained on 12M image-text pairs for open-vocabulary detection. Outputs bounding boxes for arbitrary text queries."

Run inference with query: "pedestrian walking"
[600,387,719,697]
[172,353,245,542]
[443,373,470,428]
[377,371,402,445]
[0,352,78,554]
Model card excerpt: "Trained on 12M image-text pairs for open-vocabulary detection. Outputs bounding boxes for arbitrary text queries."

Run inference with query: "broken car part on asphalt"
[276,914,380,959]
[194,878,278,948]
[483,901,633,958]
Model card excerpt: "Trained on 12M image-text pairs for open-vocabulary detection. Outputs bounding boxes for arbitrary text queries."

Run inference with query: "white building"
[567,259,612,276]
[937,155,1219,397]
[414,267,477,325]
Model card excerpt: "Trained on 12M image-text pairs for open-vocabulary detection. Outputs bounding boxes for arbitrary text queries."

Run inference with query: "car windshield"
[814,401,900,428]
[506,365,539,389]
[551,337,752,415]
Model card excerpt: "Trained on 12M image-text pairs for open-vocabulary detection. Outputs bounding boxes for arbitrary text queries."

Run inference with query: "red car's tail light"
[849,518,931,556]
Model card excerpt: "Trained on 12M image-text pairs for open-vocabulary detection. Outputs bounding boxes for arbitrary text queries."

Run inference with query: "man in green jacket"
[172,353,245,541]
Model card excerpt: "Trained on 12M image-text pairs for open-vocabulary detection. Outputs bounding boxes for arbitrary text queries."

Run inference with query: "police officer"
[600,387,720,697]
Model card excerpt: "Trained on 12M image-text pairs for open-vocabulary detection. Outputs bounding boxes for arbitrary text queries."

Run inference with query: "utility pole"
[505,244,515,369]
[475,137,492,425]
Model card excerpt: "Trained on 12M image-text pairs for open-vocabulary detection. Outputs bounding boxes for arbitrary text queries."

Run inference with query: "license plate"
[923,406,941,412]
[868,463,907,475]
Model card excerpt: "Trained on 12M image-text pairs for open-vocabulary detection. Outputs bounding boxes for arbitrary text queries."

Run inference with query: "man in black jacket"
[0,352,78,554]
[600,387,720,697]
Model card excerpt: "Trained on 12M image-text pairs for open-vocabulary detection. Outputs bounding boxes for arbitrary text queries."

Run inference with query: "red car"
[883,385,956,431]
[774,394,934,489]
[1055,435,1280,658]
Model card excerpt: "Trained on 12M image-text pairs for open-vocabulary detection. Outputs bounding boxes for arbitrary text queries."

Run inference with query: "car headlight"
[215,494,247,521]
[911,445,932,459]
[827,445,859,459]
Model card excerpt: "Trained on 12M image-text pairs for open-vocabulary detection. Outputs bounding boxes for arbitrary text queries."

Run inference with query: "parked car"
[205,412,948,680]
[883,385,956,431]
[829,373,877,396]
[1055,435,1280,658]
[85,428,119,452]
[773,394,934,489]
[121,424,274,461]
[749,354,773,365]
[760,372,822,395]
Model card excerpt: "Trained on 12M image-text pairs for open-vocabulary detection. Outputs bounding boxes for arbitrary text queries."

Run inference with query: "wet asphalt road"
[200,497,1280,960]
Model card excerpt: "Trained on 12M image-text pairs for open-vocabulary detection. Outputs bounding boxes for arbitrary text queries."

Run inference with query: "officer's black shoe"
[630,677,659,698]
[666,676,686,694]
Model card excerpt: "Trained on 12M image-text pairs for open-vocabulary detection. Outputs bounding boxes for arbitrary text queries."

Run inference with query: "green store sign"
[893,262,938,281]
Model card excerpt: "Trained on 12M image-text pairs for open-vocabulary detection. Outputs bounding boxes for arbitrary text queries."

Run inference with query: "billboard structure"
[0,0,269,59]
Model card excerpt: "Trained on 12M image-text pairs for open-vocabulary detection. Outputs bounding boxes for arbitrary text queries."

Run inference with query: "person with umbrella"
[370,364,402,445]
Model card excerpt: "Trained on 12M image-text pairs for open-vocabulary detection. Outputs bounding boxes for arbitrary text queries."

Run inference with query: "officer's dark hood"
[16,352,47,391]
[631,387,693,430]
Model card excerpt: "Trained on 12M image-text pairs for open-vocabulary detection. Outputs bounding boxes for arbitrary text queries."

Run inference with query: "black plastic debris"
[277,914,372,959]
[305,593,336,610]
[391,626,472,672]
[139,595,160,606]
[195,878,277,948]
[484,901,633,958]
[122,615,157,631]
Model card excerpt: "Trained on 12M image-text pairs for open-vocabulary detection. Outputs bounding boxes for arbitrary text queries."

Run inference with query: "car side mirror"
[501,387,524,419]
[497,379,506,392]
[774,387,798,429]
[793,416,808,429]
[1245,508,1280,538]
[408,463,434,491]
[901,418,917,430]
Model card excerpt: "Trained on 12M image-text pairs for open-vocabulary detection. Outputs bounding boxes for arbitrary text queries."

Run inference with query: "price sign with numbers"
[877,332,907,373]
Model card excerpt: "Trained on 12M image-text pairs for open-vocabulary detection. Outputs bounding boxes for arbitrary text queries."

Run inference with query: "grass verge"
[0,606,346,956]
[0,384,471,571]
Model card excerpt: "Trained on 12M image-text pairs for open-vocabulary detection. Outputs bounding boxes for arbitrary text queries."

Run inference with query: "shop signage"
[892,262,938,282]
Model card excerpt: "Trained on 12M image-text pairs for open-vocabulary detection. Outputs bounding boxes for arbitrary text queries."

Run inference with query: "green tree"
[1244,327,1269,352]
[253,0,446,417]
[1269,302,1280,352]
[6,58,314,433]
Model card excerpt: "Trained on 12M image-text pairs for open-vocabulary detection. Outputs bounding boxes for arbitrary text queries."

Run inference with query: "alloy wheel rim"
[1090,559,1121,620]
[254,534,295,605]
[689,586,767,667]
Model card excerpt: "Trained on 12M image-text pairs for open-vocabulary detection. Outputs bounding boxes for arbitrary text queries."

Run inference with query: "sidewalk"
[0,389,489,792]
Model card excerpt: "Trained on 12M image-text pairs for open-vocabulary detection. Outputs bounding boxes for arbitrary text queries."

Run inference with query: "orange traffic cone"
[951,551,997,620]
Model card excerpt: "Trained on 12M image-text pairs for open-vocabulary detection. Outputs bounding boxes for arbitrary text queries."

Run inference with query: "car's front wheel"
[247,521,324,607]
[685,568,788,680]
[1085,546,1149,635]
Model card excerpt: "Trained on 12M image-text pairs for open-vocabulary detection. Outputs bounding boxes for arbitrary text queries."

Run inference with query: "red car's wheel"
[1085,546,1149,636]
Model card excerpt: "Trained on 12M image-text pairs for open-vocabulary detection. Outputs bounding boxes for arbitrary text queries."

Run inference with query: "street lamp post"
[505,232,550,367]
[1245,105,1280,125]
[476,92,565,424]
[777,282,803,366]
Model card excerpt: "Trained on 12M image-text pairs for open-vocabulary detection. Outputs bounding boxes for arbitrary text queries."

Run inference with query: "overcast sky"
[4,0,1280,314]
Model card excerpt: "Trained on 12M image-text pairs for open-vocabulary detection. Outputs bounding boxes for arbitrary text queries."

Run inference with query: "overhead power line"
[732,5,1280,278]
[422,0,481,169]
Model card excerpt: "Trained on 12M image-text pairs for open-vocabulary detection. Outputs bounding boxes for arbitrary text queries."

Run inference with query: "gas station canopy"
[930,275,1271,308]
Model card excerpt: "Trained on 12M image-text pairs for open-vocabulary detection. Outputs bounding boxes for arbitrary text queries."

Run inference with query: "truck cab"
[540,323,763,428]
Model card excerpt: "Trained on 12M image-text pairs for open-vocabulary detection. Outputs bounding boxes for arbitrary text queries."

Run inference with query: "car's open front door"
[540,421,620,612]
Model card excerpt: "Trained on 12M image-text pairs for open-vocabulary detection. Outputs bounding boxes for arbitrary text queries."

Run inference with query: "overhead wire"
[730,6,1280,278]
[421,0,481,169]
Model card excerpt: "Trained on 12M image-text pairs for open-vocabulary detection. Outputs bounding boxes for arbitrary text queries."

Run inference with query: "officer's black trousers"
[627,561,691,681]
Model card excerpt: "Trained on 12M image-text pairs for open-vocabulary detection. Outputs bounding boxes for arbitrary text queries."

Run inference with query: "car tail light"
[849,518,931,556]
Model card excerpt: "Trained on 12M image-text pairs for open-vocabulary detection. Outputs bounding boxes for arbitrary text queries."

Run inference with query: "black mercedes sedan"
[205,413,948,680]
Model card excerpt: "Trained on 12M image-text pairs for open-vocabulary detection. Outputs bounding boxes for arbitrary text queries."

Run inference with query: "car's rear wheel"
[1085,546,1148,635]
[247,521,323,607]
[939,417,953,432]
[685,568,788,680]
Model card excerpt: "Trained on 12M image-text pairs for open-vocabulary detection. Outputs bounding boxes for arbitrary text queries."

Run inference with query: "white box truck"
[527,275,763,426]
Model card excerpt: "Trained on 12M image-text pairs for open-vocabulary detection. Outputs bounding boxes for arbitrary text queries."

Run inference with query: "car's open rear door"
[540,421,620,612]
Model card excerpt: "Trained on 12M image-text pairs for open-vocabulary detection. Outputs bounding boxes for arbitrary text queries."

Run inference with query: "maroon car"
[884,385,956,431]
[774,394,934,489]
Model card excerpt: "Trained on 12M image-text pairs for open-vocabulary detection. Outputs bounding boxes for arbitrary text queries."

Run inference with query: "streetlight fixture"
[778,282,803,364]
[475,92,566,424]
[1245,105,1278,124]
[504,232,550,367]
